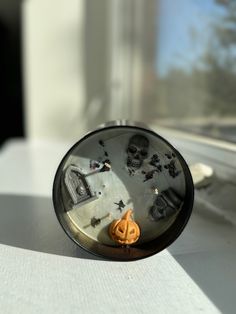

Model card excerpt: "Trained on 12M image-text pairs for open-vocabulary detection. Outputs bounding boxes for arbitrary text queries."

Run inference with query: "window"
[145,0,236,143]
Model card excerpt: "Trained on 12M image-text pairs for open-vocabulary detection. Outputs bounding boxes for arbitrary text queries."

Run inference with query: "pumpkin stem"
[122,209,133,221]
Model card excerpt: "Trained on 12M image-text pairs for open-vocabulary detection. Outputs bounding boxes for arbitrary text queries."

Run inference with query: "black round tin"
[53,121,194,261]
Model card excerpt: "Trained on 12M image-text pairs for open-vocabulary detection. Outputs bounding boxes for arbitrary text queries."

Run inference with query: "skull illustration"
[127,134,149,169]
[149,188,183,221]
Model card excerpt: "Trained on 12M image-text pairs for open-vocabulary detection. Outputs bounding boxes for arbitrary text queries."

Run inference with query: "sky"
[156,0,226,76]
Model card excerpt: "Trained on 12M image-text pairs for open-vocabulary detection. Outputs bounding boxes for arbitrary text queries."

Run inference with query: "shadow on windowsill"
[0,194,103,261]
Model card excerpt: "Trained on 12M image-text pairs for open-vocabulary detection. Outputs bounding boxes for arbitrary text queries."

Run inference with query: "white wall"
[22,0,156,140]
[23,0,86,140]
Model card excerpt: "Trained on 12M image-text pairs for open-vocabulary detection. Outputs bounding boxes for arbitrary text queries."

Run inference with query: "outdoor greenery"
[152,0,236,121]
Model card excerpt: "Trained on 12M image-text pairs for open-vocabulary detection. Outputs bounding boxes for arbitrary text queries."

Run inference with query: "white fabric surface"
[0,245,218,314]
[0,138,234,313]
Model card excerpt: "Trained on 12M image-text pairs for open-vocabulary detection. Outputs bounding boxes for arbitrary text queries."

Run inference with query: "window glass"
[147,0,236,142]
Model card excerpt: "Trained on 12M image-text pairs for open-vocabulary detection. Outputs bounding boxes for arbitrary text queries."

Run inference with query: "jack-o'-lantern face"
[109,209,140,245]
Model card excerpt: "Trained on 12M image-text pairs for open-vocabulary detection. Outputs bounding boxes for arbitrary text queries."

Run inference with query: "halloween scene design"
[60,128,186,247]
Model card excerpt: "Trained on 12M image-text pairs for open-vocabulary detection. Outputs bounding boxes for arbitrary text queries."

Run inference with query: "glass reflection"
[152,0,236,142]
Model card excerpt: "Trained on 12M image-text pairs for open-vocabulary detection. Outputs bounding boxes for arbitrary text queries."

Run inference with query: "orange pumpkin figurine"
[109,209,140,245]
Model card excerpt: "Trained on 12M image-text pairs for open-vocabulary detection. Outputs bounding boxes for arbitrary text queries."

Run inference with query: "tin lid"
[53,124,194,261]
